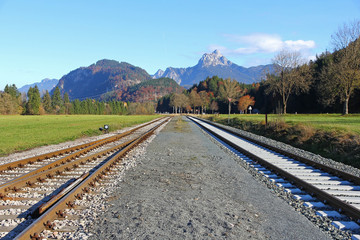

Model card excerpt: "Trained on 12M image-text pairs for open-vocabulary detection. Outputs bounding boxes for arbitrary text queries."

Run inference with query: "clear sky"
[0,0,359,90]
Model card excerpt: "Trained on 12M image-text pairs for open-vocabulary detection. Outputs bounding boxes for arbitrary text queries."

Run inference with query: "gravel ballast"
[199,117,360,178]
[90,116,331,239]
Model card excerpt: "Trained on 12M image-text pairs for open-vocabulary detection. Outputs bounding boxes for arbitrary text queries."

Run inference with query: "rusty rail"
[0,129,146,199]
[190,116,360,222]
[32,172,90,217]
[0,117,165,199]
[14,118,168,240]
[0,117,163,173]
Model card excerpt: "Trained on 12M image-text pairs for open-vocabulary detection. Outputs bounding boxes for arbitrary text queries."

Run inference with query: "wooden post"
[265,113,268,126]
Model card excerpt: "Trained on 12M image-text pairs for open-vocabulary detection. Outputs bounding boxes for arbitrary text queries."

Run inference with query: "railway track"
[0,117,163,185]
[0,117,169,239]
[189,116,360,240]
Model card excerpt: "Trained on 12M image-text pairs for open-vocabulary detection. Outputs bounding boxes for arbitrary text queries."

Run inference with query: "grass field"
[213,114,360,135]
[0,115,161,156]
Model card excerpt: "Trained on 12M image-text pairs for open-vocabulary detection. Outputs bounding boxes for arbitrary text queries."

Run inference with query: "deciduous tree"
[322,19,360,114]
[199,91,210,114]
[238,95,255,113]
[0,92,19,114]
[219,78,243,122]
[2,84,21,114]
[178,93,189,113]
[265,49,311,114]
[189,89,202,114]
[170,93,182,113]
[210,100,219,114]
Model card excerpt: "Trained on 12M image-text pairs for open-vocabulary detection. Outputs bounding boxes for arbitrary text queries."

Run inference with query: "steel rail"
[14,118,168,240]
[0,132,139,199]
[0,117,163,186]
[0,117,163,173]
[189,116,360,222]
[0,117,165,198]
[0,132,126,188]
[195,117,360,186]
[34,172,90,217]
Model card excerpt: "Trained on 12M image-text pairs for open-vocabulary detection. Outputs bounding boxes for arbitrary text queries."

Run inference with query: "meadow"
[0,115,160,156]
[213,114,360,135]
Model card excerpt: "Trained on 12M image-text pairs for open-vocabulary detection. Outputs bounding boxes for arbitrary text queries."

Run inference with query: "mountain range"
[152,50,274,88]
[18,78,58,96]
[20,50,273,101]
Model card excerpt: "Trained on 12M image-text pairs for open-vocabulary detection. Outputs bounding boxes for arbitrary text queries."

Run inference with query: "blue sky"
[0,0,359,90]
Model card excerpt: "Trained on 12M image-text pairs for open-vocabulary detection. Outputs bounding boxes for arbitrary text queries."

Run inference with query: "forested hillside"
[53,59,151,100]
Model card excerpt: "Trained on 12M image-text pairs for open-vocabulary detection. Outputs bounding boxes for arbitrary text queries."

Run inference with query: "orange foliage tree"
[237,95,255,113]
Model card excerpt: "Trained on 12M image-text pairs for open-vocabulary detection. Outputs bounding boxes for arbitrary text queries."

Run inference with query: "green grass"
[0,115,161,157]
[213,114,360,135]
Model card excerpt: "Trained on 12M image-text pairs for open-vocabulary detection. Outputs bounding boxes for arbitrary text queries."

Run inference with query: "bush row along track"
[0,117,170,239]
[189,116,360,240]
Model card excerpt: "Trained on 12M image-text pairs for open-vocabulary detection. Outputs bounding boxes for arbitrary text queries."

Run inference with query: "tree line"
[156,76,256,115]
[157,19,360,115]
[0,85,155,115]
[1,20,358,116]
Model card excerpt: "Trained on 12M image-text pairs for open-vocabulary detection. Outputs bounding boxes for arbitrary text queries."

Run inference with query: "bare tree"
[327,19,360,114]
[219,78,243,122]
[265,49,311,114]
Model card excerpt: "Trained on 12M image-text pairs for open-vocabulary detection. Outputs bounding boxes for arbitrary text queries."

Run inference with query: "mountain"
[53,59,151,100]
[152,50,274,87]
[102,77,184,102]
[19,78,58,96]
[152,69,165,79]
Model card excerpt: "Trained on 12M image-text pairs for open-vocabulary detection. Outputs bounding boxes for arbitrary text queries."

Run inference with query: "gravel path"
[90,116,331,240]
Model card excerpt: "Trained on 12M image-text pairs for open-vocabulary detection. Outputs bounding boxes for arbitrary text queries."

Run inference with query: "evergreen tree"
[26,86,41,115]
[72,99,81,114]
[51,87,63,113]
[4,84,20,98]
[42,90,52,113]
[63,93,70,104]
[63,93,71,114]
[80,100,87,114]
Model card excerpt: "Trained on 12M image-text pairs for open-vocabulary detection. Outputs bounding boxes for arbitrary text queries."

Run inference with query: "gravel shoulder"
[90,116,331,240]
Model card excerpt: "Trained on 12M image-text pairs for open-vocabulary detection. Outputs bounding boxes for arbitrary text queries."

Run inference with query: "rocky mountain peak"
[152,49,274,87]
[198,49,232,67]
[152,69,165,79]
